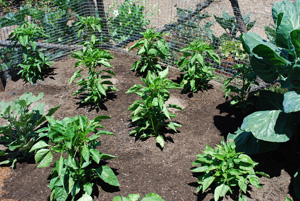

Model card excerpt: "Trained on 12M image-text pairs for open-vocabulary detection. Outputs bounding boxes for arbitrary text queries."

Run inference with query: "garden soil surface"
[0,50,300,201]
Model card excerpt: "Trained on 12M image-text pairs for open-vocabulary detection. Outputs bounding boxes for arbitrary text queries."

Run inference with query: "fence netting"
[0,0,276,82]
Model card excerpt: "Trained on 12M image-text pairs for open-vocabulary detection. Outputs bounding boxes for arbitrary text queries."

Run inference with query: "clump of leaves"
[9,22,52,84]
[191,139,269,201]
[177,39,220,93]
[129,29,170,75]
[113,193,165,201]
[223,63,258,113]
[0,92,60,168]
[75,15,104,42]
[126,68,182,148]
[70,16,117,106]
[30,115,119,201]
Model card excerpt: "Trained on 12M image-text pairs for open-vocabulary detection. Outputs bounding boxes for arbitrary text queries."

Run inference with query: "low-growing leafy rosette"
[0,92,60,168]
[30,115,119,201]
[191,139,269,201]
[126,68,182,148]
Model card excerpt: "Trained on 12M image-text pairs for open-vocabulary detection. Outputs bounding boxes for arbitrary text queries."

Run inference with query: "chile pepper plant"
[9,22,52,84]
[191,139,269,201]
[113,193,165,201]
[129,29,171,75]
[177,39,220,93]
[30,115,119,201]
[0,92,60,168]
[126,68,182,148]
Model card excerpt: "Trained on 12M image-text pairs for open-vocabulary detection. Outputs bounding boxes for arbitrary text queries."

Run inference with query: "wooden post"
[228,0,247,34]
[0,78,4,92]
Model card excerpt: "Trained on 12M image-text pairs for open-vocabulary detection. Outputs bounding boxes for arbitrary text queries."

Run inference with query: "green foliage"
[70,17,117,106]
[217,36,249,61]
[0,92,60,168]
[30,115,119,201]
[9,22,52,84]
[126,68,182,148]
[223,64,258,112]
[191,139,269,201]
[129,29,171,75]
[113,193,165,201]
[214,11,256,39]
[177,39,220,92]
[107,0,150,43]
[229,0,300,154]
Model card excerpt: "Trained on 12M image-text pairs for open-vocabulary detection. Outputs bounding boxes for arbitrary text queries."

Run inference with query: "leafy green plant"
[0,92,60,168]
[177,39,220,92]
[228,0,300,154]
[30,115,119,201]
[126,68,182,148]
[113,193,165,201]
[214,11,256,39]
[191,139,269,201]
[223,63,258,112]
[75,16,104,42]
[9,22,52,84]
[107,0,150,43]
[129,29,171,75]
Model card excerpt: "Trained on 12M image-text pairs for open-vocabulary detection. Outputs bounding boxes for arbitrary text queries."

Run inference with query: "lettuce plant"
[9,22,52,84]
[228,0,300,154]
[30,115,119,201]
[129,29,170,75]
[191,139,269,201]
[113,193,165,201]
[126,68,182,148]
[0,92,60,168]
[177,39,220,92]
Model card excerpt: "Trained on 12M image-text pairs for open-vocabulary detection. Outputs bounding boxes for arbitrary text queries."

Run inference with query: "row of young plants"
[0,16,272,201]
[4,0,300,199]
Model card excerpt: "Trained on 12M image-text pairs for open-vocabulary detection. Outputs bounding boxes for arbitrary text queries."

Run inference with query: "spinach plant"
[107,0,150,43]
[113,193,165,201]
[9,22,52,84]
[129,29,171,75]
[223,63,258,113]
[30,115,119,201]
[191,139,269,201]
[0,92,60,168]
[228,0,300,154]
[177,39,220,92]
[126,68,182,148]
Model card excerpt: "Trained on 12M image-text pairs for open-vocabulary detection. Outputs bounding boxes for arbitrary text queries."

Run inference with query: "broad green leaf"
[283,91,300,113]
[112,196,131,201]
[239,195,248,201]
[141,193,165,201]
[35,149,50,163]
[100,153,117,160]
[202,176,215,192]
[90,149,101,164]
[191,166,209,173]
[81,144,90,162]
[95,165,119,186]
[214,184,230,201]
[156,135,165,148]
[78,194,93,201]
[55,186,68,201]
[159,67,169,79]
[30,140,49,152]
[291,29,300,57]
[238,177,247,193]
[37,151,53,168]
[241,32,265,54]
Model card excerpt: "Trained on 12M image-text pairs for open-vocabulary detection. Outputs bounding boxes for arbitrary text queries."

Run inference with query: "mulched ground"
[0,50,299,201]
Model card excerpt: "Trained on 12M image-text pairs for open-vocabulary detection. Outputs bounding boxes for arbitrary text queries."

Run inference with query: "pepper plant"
[129,29,171,75]
[191,139,269,201]
[223,63,258,113]
[113,193,165,201]
[126,68,182,148]
[9,22,52,84]
[0,92,60,168]
[228,0,300,154]
[177,39,220,92]
[30,115,119,201]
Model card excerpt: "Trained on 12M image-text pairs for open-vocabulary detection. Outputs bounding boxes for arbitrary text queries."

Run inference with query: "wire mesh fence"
[0,0,277,84]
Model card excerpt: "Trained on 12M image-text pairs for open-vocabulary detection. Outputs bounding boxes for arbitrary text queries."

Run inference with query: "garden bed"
[0,50,298,201]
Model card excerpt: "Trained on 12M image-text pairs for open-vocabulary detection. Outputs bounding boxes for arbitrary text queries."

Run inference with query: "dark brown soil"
[0,50,299,201]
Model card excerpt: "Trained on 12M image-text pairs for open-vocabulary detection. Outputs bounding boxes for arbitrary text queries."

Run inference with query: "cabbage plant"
[228,0,300,154]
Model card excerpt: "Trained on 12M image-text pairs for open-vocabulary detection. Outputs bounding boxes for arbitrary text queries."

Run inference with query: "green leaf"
[95,165,120,186]
[283,91,300,113]
[238,177,247,193]
[78,194,93,201]
[156,135,165,148]
[90,149,101,164]
[54,186,68,201]
[141,193,165,201]
[202,176,215,192]
[35,149,50,163]
[290,29,300,57]
[214,184,230,201]
[37,151,53,168]
[81,144,90,162]
[159,67,169,79]
[30,140,49,152]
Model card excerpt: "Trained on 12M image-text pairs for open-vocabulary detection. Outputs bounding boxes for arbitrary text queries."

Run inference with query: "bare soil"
[0,50,299,201]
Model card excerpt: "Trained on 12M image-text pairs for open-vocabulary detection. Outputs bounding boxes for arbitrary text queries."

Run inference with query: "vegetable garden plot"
[0,50,297,201]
